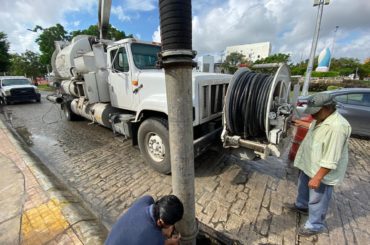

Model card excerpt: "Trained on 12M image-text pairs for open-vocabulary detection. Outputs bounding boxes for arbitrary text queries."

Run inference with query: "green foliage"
[0,32,11,72]
[330,57,359,72]
[309,80,370,92]
[289,58,319,76]
[34,23,132,67]
[311,71,339,77]
[35,24,68,65]
[221,52,250,74]
[327,85,341,91]
[329,57,367,79]
[71,24,132,40]
[254,53,290,64]
[9,51,46,78]
[37,84,54,91]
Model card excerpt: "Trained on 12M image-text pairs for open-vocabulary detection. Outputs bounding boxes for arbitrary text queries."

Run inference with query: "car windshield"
[131,43,161,69]
[2,79,30,86]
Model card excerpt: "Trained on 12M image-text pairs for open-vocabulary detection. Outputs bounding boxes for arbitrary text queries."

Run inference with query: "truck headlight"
[4,90,11,96]
[34,88,39,93]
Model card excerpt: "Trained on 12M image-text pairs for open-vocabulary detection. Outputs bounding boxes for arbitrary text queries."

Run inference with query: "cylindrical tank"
[70,99,121,128]
[54,36,94,79]
[61,80,79,97]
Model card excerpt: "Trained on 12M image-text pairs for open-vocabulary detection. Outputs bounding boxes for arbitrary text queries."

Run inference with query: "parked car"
[296,88,370,137]
[0,76,41,105]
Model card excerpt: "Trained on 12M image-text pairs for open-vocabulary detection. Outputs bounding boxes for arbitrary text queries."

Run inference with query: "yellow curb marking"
[21,198,70,244]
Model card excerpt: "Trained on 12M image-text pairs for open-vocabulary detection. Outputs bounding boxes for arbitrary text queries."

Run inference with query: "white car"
[0,76,41,105]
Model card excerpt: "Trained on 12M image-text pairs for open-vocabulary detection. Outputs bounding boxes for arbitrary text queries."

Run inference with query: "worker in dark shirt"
[105,195,184,245]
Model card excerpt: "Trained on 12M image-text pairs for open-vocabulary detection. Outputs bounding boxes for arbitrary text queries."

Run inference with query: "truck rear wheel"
[63,101,81,121]
[138,118,171,174]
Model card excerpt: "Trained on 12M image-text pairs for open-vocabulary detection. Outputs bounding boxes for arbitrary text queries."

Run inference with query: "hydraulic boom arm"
[98,0,112,39]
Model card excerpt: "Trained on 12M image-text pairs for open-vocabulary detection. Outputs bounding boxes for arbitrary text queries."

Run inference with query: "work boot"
[298,226,323,236]
[284,203,308,215]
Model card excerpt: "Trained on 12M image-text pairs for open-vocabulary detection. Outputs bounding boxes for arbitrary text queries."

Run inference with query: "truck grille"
[199,81,229,124]
[11,88,35,96]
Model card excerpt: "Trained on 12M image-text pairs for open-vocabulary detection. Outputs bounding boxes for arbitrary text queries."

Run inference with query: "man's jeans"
[295,171,333,231]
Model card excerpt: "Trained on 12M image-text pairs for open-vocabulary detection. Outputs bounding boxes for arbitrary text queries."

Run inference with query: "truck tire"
[138,118,171,174]
[63,101,80,121]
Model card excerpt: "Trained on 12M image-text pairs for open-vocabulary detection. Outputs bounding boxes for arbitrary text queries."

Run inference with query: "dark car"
[296,88,370,137]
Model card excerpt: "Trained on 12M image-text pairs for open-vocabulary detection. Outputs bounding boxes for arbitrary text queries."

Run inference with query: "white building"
[196,55,215,73]
[225,42,271,62]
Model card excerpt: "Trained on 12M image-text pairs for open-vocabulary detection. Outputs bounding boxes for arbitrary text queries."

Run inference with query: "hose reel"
[221,63,292,158]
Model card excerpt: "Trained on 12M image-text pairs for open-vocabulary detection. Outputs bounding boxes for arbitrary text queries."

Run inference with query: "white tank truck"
[47,0,293,174]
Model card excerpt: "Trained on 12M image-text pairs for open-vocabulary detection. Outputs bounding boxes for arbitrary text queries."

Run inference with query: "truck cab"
[106,38,232,126]
[0,76,41,105]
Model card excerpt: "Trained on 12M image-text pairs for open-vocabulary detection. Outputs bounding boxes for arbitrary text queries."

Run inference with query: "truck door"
[108,47,133,109]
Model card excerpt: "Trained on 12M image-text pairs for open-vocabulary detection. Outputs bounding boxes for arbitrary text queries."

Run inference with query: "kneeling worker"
[105,195,184,245]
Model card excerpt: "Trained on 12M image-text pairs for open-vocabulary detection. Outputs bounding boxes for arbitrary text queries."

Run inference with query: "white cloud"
[125,0,156,11]
[188,0,370,62]
[111,6,131,22]
[0,0,96,54]
[152,26,161,43]
[2,0,369,63]
[134,33,141,40]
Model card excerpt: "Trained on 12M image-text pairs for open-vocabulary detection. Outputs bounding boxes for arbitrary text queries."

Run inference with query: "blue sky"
[1,0,369,63]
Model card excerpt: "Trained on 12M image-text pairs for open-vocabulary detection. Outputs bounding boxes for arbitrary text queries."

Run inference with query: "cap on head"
[304,92,335,115]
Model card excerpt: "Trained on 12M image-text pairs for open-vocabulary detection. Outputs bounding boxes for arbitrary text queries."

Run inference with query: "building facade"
[225,42,271,62]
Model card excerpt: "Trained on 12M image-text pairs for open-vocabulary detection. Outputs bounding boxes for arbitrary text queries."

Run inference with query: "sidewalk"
[0,119,107,244]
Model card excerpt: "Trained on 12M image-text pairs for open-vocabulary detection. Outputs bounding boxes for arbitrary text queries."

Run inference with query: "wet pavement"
[0,113,106,245]
[2,92,370,244]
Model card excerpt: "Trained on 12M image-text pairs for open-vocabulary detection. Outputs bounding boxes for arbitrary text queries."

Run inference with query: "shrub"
[311,71,339,77]
[327,85,341,91]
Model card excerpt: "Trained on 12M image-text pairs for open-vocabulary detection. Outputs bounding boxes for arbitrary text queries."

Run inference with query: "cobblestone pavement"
[0,114,107,244]
[2,94,370,244]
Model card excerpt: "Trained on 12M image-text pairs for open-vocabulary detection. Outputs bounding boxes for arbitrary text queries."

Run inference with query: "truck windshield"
[131,43,161,69]
[2,79,30,86]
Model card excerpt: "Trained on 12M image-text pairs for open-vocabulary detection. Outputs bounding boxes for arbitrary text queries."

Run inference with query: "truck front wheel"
[138,118,171,174]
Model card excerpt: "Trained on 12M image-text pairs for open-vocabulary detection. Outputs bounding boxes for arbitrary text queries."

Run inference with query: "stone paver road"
[2,93,370,244]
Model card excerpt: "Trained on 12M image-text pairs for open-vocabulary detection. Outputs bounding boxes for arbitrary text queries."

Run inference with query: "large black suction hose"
[159,0,192,51]
[225,68,274,140]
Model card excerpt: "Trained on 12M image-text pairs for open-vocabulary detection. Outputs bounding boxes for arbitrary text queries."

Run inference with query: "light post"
[328,25,339,70]
[301,0,330,96]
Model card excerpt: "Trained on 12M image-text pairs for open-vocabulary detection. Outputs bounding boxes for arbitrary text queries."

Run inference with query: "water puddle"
[15,126,33,146]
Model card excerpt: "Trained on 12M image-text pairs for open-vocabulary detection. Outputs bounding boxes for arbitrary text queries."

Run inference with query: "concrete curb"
[0,117,107,244]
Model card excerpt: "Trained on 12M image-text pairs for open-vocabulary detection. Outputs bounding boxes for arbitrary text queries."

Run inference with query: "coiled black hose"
[225,68,274,140]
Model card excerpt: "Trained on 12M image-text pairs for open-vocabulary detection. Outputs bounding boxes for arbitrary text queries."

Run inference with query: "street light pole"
[328,25,339,70]
[301,0,330,96]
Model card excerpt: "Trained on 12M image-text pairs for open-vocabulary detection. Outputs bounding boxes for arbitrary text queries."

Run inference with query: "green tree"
[71,24,132,40]
[289,58,320,76]
[290,60,308,76]
[254,53,290,64]
[361,58,370,78]
[9,51,46,78]
[0,32,11,73]
[34,23,132,67]
[34,24,68,65]
[221,52,249,74]
[329,57,361,76]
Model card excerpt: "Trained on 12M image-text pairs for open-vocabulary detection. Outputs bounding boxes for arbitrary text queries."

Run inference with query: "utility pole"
[302,0,330,96]
[158,1,197,244]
